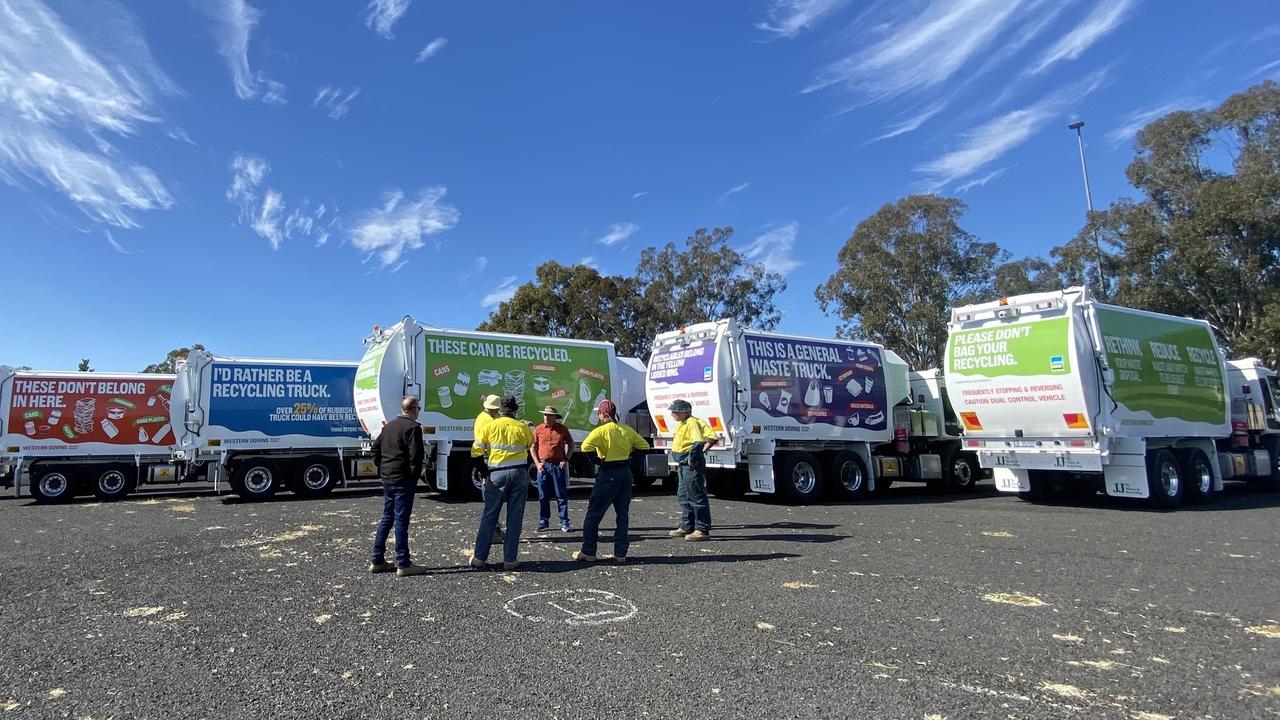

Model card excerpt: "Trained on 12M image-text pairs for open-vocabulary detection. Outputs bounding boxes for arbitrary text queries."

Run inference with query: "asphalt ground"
[2,479,1279,720]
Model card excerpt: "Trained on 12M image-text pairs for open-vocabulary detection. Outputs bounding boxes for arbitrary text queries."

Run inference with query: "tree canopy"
[816,195,1003,369]
[143,345,204,374]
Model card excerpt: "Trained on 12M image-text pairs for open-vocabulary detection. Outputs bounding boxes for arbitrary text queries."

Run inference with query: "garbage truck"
[170,350,375,500]
[0,366,180,503]
[643,320,980,503]
[943,287,1277,508]
[354,318,667,497]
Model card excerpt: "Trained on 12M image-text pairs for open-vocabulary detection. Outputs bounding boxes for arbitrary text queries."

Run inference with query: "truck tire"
[444,453,482,499]
[92,464,136,501]
[776,451,823,504]
[945,452,980,493]
[31,466,78,504]
[1177,448,1214,505]
[1146,449,1183,510]
[292,457,339,497]
[828,451,869,501]
[230,460,281,501]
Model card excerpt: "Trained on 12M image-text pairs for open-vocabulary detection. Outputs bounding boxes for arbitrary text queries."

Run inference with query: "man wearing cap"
[531,405,574,533]
[469,395,534,570]
[572,400,650,563]
[668,399,720,541]
[474,394,503,541]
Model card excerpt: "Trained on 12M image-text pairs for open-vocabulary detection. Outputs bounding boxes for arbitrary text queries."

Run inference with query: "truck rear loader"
[644,319,980,503]
[944,287,1279,508]
[170,350,374,500]
[354,317,666,497]
[0,367,179,503]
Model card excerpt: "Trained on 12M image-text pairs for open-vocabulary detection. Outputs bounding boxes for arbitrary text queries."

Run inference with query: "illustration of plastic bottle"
[437,385,453,409]
[137,427,149,443]
[588,389,607,424]
[578,379,591,403]
[804,380,820,407]
[100,419,119,438]
[152,424,171,444]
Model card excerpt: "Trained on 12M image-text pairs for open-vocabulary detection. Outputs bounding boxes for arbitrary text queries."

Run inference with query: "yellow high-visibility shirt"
[474,411,493,440]
[672,416,719,453]
[471,416,534,468]
[581,421,650,462]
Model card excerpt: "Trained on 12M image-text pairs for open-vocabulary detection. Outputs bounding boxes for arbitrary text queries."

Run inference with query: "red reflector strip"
[654,416,668,432]
[1068,440,1089,447]
[708,416,722,429]
[965,439,982,448]
[1063,413,1089,429]
[960,412,983,430]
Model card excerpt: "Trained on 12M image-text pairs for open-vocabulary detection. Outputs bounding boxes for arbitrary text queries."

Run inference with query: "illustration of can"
[437,385,453,409]
[48,410,61,426]
[24,420,35,435]
[100,418,119,438]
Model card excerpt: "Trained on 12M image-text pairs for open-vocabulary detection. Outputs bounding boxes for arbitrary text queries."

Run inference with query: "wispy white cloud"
[226,153,268,210]
[1105,98,1209,146]
[1252,57,1280,79]
[956,166,1012,193]
[804,0,1044,99]
[481,276,519,308]
[579,256,599,269]
[313,86,361,119]
[251,189,284,249]
[364,0,411,39]
[105,230,130,254]
[350,187,460,267]
[456,255,489,285]
[596,222,639,246]
[741,223,802,275]
[631,191,649,200]
[1028,0,1134,76]
[916,70,1108,189]
[867,101,947,143]
[0,0,175,227]
[756,0,851,39]
[415,37,447,63]
[474,256,488,273]
[201,0,286,104]
[716,182,750,205]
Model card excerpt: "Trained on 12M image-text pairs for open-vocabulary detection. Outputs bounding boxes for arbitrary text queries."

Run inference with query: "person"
[369,396,427,576]
[667,399,720,541]
[572,400,650,563]
[473,394,504,541]
[468,395,534,570]
[531,406,574,533]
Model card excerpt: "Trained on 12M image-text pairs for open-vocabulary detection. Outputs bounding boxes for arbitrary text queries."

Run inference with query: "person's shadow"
[409,551,801,575]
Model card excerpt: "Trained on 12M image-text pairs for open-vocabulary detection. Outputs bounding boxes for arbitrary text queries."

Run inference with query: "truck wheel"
[230,460,280,501]
[292,457,338,497]
[31,466,78,504]
[1146,449,1183,510]
[829,451,869,501]
[945,452,980,493]
[776,451,823,504]
[92,464,136,501]
[1178,448,1214,505]
[444,453,482,499]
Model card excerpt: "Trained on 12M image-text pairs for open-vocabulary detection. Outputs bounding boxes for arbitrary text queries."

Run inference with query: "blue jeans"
[674,450,712,533]
[537,463,570,527]
[371,482,415,567]
[580,464,632,558]
[473,466,528,563]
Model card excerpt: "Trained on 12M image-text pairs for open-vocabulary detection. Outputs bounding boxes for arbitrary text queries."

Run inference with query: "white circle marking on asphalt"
[503,589,638,626]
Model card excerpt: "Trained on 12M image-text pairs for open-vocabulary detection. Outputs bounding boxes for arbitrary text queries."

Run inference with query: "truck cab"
[1222,359,1280,484]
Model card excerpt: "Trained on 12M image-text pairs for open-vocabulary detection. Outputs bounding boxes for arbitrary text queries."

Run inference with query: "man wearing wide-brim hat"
[531,405,574,533]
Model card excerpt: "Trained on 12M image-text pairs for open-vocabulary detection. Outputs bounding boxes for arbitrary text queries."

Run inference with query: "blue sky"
[3,0,1278,370]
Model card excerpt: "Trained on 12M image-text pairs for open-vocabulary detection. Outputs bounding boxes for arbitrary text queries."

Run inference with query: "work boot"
[612,555,627,564]
[684,530,710,542]
[536,521,550,532]
[669,528,691,537]
[369,560,396,574]
[571,550,596,562]
[561,523,573,533]
[503,561,521,571]
[468,553,487,569]
[396,563,427,576]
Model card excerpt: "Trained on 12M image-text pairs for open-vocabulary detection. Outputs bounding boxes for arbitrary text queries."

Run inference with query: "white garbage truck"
[643,319,980,503]
[0,366,180,503]
[170,350,376,500]
[944,287,1278,508]
[354,317,667,497]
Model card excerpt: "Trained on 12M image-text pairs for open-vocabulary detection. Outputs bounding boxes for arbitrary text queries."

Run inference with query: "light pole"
[1068,120,1107,293]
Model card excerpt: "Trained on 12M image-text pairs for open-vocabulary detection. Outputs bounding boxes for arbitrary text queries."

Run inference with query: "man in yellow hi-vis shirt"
[668,399,719,541]
[474,394,503,541]
[572,400,650,563]
[468,395,533,570]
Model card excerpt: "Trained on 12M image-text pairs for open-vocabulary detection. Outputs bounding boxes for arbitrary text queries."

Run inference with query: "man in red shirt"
[531,405,574,532]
